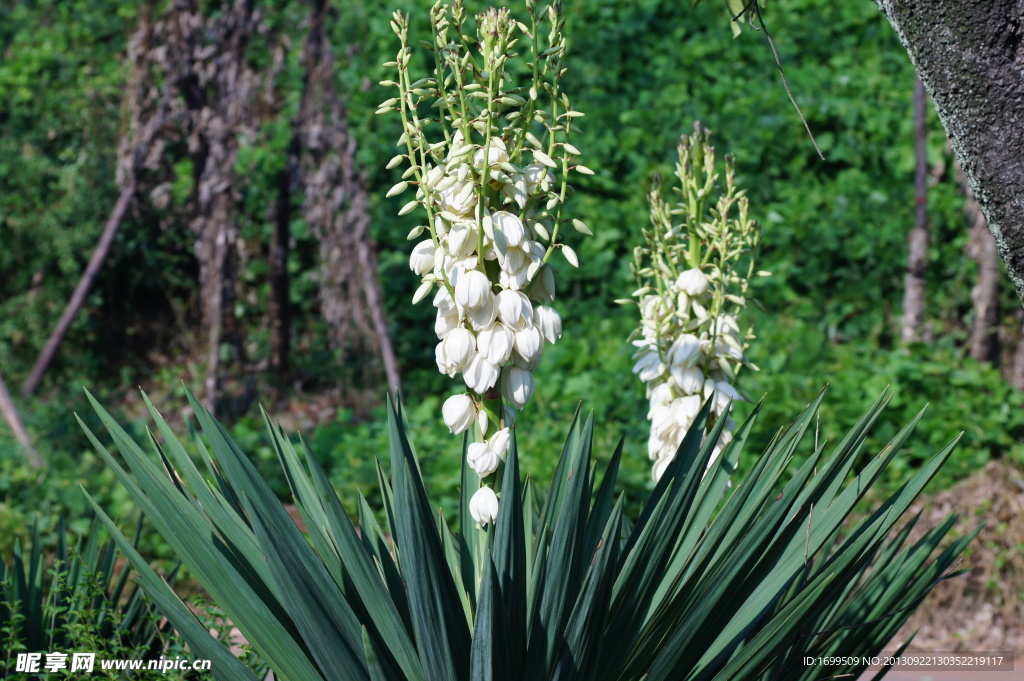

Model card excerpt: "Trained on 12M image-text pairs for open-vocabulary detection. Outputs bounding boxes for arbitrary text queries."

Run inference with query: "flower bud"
[455,269,492,310]
[534,305,562,343]
[530,264,556,302]
[442,394,476,434]
[409,240,435,276]
[501,365,535,409]
[467,441,501,477]
[469,486,499,525]
[676,268,709,296]
[496,290,532,331]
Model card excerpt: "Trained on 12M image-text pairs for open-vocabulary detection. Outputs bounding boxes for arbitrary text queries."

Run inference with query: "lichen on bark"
[874,0,1024,305]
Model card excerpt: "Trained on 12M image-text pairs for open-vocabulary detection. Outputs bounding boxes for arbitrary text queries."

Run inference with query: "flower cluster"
[380,2,591,524]
[625,123,764,481]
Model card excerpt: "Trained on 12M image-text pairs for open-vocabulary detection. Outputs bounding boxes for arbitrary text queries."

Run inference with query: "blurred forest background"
[3,0,1024,559]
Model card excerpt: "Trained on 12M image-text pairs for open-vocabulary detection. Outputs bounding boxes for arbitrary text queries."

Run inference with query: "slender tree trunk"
[873,0,1024,307]
[0,372,43,468]
[960,164,1002,364]
[21,181,137,396]
[902,76,929,345]
[1007,312,1024,390]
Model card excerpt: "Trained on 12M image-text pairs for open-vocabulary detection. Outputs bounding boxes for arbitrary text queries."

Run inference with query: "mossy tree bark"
[875,0,1024,306]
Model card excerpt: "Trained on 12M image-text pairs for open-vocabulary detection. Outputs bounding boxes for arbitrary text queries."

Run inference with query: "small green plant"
[1,516,182,679]
[82,385,972,681]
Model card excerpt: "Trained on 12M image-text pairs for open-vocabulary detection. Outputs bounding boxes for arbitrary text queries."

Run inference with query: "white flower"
[476,321,514,366]
[711,380,742,414]
[469,486,499,525]
[499,261,530,291]
[675,268,709,296]
[434,307,460,339]
[667,334,702,368]
[501,366,535,409]
[439,177,477,216]
[434,286,457,313]
[650,402,676,439]
[673,394,702,426]
[497,242,527,273]
[647,382,673,414]
[492,210,526,248]
[465,292,498,331]
[467,441,502,477]
[652,455,673,482]
[496,290,533,330]
[473,137,508,168]
[632,347,662,383]
[440,327,475,371]
[442,394,476,434]
[488,427,511,458]
[512,325,544,368]
[671,366,703,394]
[454,269,492,310]
[464,353,500,393]
[435,342,456,376]
[409,240,435,276]
[523,163,555,194]
[447,221,477,258]
[534,305,562,344]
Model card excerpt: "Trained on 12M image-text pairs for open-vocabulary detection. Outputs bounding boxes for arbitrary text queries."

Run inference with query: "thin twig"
[733,0,824,159]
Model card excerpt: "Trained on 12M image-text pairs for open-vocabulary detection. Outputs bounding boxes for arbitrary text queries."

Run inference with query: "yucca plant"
[0,516,174,676]
[79,385,971,681]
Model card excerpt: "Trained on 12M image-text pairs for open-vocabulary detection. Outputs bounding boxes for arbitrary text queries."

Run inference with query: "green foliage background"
[2,0,1021,549]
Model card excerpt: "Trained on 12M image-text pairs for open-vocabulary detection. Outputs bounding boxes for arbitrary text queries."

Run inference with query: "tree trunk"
[162,0,260,414]
[902,76,929,345]
[874,0,1024,307]
[21,181,137,396]
[960,164,1002,364]
[1007,311,1024,390]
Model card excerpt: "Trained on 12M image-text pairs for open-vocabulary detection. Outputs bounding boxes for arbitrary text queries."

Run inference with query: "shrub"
[82,386,972,681]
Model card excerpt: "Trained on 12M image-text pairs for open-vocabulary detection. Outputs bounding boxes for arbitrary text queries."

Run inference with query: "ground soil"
[855,459,1024,681]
